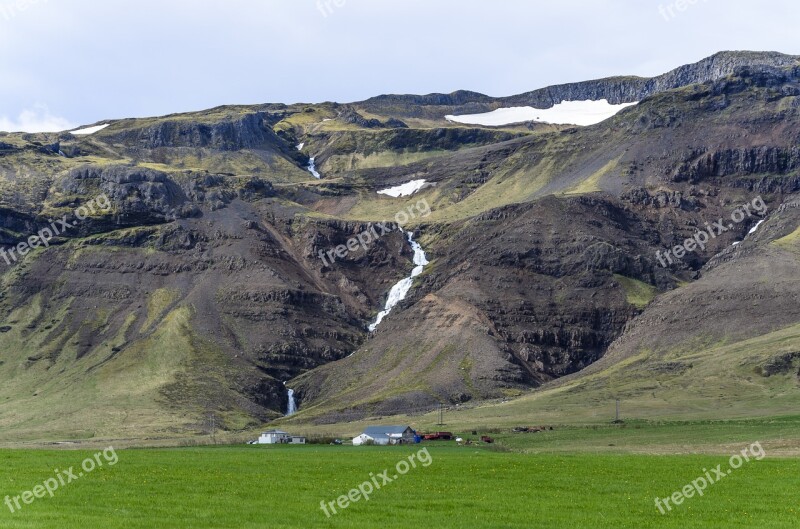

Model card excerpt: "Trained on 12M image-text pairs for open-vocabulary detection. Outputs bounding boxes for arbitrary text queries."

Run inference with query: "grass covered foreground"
[0,444,798,529]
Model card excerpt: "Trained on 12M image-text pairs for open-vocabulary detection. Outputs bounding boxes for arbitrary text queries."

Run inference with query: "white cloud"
[0,104,75,133]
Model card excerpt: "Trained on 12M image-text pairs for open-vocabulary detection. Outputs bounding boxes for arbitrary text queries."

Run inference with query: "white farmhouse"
[257,429,290,444]
[353,425,416,446]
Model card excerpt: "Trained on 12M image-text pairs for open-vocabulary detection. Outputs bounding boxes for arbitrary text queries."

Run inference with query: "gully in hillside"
[368,230,429,332]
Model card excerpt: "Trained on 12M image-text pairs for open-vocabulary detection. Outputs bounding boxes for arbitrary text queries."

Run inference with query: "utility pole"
[615,399,620,423]
[209,413,217,444]
[437,404,443,426]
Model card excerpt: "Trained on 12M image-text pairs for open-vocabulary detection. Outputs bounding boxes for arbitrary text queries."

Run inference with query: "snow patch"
[748,219,765,235]
[70,124,110,135]
[368,230,429,332]
[446,99,638,127]
[732,218,767,247]
[377,179,427,198]
[296,142,305,151]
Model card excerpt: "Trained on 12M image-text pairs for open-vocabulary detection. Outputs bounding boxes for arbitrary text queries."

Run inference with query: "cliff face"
[102,112,287,151]
[674,147,800,183]
[642,51,800,96]
[508,52,800,106]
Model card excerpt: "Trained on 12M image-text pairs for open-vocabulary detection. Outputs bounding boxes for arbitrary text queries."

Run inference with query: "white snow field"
[445,99,638,127]
[69,124,110,135]
[377,179,427,197]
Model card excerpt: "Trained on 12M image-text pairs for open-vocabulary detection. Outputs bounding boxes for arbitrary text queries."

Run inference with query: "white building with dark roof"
[353,425,416,446]
[258,430,290,444]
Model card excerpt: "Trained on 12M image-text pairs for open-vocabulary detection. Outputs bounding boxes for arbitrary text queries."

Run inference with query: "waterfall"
[368,230,429,332]
[284,383,297,416]
[286,389,297,415]
[307,157,321,179]
[296,142,321,179]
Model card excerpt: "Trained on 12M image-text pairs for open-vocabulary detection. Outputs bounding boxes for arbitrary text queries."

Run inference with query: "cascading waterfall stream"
[307,157,321,179]
[368,230,429,332]
[297,143,321,179]
[284,382,297,416]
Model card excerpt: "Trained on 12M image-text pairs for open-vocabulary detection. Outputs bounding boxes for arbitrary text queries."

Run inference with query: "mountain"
[1,51,799,441]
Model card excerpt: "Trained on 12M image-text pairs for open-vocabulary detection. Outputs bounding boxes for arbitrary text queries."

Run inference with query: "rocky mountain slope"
[1,51,799,441]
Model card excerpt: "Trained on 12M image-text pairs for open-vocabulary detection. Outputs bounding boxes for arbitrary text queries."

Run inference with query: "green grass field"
[1,441,798,528]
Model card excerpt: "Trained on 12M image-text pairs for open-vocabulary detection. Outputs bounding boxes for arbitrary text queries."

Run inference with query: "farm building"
[257,430,290,444]
[353,426,417,446]
[257,430,306,444]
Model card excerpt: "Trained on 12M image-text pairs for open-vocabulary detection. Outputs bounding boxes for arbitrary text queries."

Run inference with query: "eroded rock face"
[292,194,714,421]
[103,112,285,151]
[57,166,280,225]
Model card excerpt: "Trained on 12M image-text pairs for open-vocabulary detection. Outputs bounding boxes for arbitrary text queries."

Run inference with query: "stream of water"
[368,230,429,332]
[285,383,297,416]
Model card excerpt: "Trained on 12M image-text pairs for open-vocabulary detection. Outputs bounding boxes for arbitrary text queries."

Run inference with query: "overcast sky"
[1,0,798,132]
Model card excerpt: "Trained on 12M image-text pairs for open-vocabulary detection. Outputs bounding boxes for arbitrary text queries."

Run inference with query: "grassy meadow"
[1,438,798,528]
